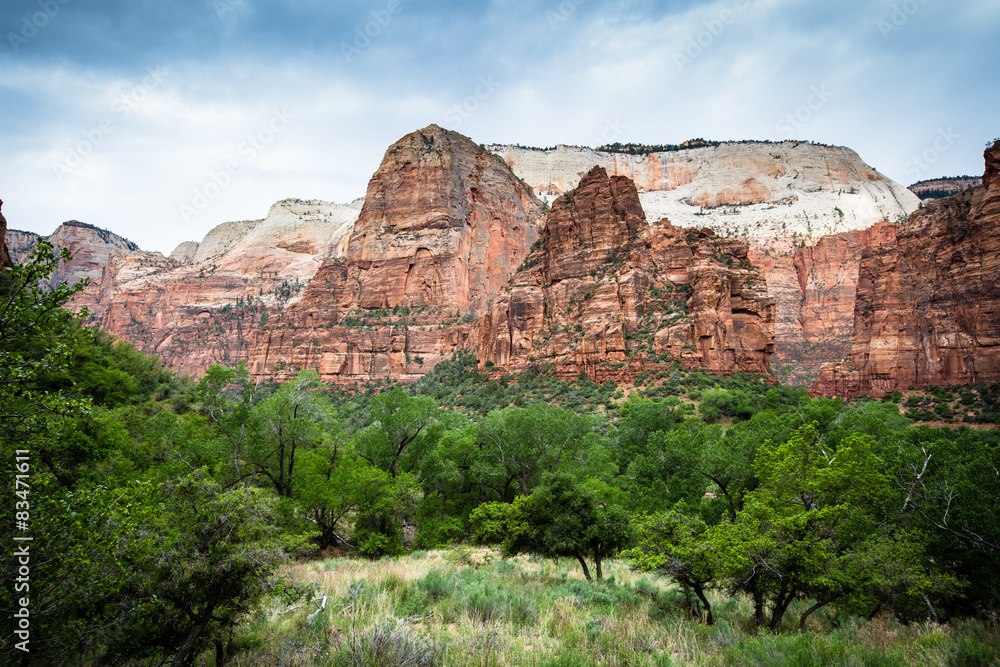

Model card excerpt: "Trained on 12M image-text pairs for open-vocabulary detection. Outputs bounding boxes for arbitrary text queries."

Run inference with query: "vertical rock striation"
[0,201,12,269]
[477,166,775,380]
[248,125,544,382]
[814,142,1000,397]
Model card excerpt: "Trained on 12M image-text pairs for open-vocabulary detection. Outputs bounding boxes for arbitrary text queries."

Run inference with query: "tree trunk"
[215,637,227,666]
[594,548,603,580]
[170,611,213,667]
[575,554,592,581]
[798,598,833,631]
[693,583,714,625]
[750,579,766,628]
[768,585,794,632]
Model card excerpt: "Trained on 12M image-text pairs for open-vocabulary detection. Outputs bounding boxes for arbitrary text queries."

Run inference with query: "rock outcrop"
[248,125,544,382]
[4,219,141,312]
[489,141,919,386]
[909,176,982,200]
[0,200,12,269]
[814,142,1000,397]
[90,198,365,377]
[477,167,775,380]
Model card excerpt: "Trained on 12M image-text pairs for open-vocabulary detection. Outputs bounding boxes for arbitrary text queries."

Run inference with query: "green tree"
[472,472,631,580]
[354,387,440,478]
[475,404,597,500]
[104,474,287,666]
[247,370,335,497]
[628,510,718,623]
[708,423,936,630]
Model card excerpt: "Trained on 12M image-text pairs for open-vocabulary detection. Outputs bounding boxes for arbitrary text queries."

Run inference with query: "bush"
[333,623,439,667]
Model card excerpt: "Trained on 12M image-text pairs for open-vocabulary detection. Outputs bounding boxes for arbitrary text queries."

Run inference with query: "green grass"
[219,549,1000,666]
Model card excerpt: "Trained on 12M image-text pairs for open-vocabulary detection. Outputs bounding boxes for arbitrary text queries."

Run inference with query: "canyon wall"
[814,142,1000,397]
[0,201,11,269]
[247,125,544,382]
[491,141,920,386]
[477,166,775,381]
[14,128,997,393]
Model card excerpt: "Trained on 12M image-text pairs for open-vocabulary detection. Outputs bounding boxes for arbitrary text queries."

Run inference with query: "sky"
[1,0,998,255]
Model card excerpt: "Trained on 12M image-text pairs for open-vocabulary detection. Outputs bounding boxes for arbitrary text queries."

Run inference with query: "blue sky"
[1,0,998,253]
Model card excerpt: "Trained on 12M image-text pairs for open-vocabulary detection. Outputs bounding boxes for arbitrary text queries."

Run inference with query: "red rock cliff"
[814,142,1000,397]
[248,125,543,382]
[0,201,12,269]
[477,166,775,380]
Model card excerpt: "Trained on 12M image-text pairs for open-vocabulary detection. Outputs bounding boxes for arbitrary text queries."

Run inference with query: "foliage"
[471,472,631,580]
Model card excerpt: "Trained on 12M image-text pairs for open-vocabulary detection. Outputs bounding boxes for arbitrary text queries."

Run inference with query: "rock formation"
[247,125,544,382]
[477,166,775,380]
[3,219,141,312]
[489,141,920,386]
[814,142,1000,397]
[87,198,364,377]
[909,176,982,200]
[0,200,12,269]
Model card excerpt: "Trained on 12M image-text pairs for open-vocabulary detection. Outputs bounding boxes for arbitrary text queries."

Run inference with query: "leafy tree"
[294,450,407,552]
[196,362,260,488]
[472,472,631,580]
[475,404,598,500]
[628,510,718,623]
[0,240,91,468]
[103,474,287,666]
[246,370,335,497]
[708,423,936,629]
[354,387,440,478]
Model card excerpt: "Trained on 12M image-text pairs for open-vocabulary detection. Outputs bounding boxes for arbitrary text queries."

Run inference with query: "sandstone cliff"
[0,201,12,269]
[248,125,544,382]
[90,198,364,377]
[490,141,920,386]
[477,166,775,380]
[490,142,918,239]
[814,142,1000,397]
[4,219,142,313]
[909,176,982,200]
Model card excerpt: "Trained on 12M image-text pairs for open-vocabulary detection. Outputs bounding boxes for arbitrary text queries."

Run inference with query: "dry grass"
[221,549,1000,667]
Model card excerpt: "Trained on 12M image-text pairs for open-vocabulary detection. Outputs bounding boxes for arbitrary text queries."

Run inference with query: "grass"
[220,549,1000,666]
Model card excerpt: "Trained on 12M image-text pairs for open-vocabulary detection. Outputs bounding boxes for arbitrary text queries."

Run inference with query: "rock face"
[477,167,775,380]
[4,220,141,312]
[749,222,897,386]
[490,141,919,386]
[0,200,12,269]
[909,176,982,200]
[89,198,365,377]
[248,125,544,382]
[814,142,1000,397]
[491,141,918,239]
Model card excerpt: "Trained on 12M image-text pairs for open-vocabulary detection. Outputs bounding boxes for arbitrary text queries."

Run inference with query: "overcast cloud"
[1,0,997,253]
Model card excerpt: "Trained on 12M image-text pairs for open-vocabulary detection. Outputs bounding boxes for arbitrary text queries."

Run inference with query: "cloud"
[1,0,997,253]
